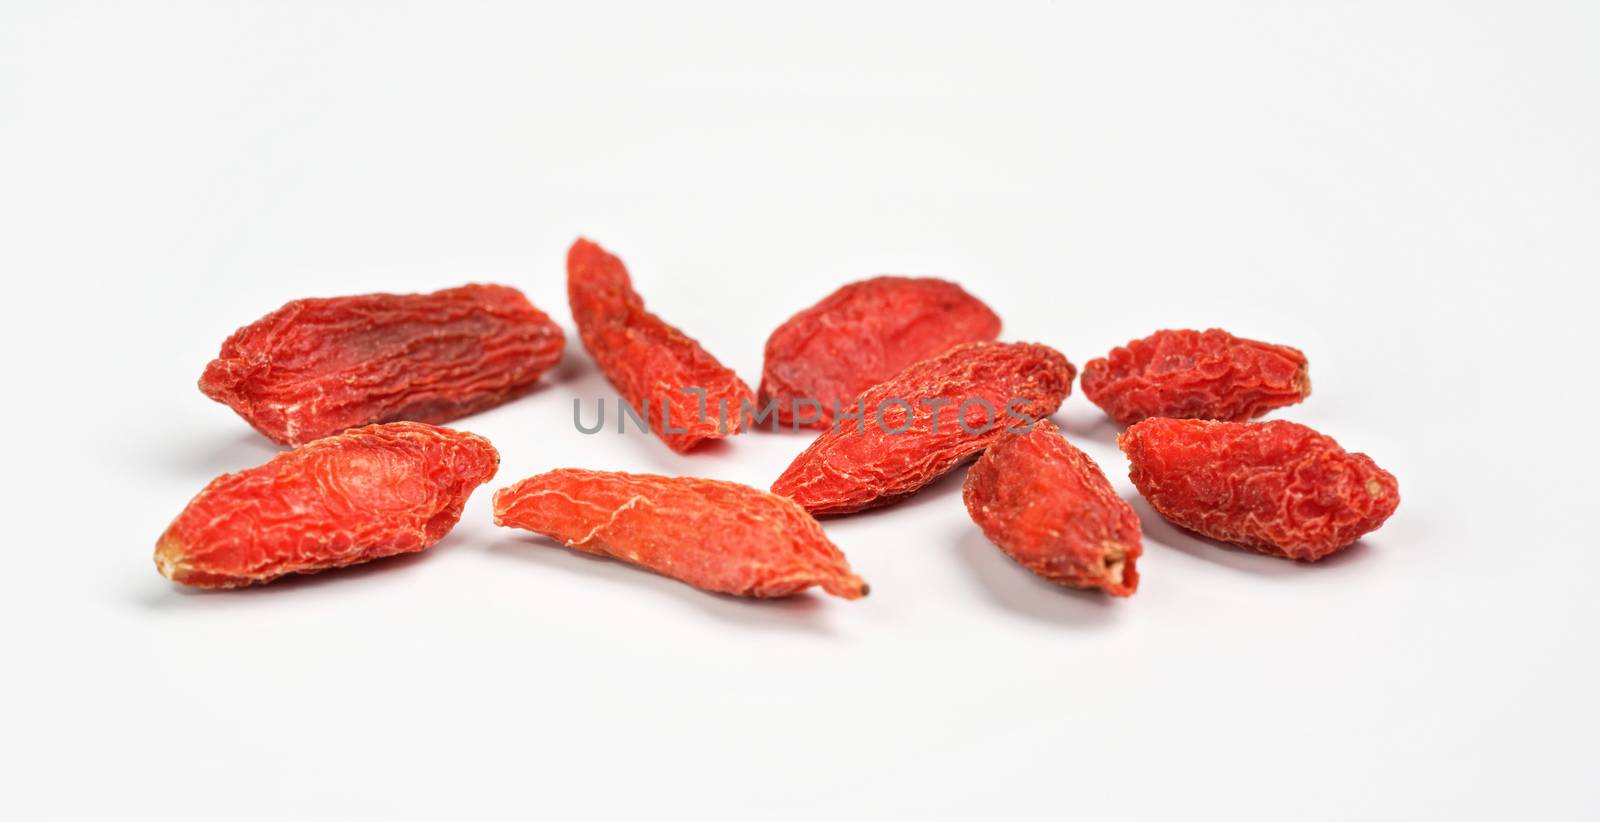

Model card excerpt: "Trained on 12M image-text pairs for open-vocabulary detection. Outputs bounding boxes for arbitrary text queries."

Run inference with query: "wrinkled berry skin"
[759,277,1001,428]
[1118,418,1398,561]
[963,421,1141,596]
[155,423,499,588]
[494,469,867,599]
[771,341,1076,514]
[201,284,564,446]
[568,239,755,453]
[1081,329,1310,426]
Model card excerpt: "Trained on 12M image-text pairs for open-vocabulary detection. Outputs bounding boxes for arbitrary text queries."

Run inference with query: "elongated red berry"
[1081,328,1310,426]
[568,239,754,453]
[155,422,499,588]
[1118,418,1398,561]
[201,284,564,446]
[964,420,1141,596]
[494,469,868,599]
[771,341,1076,514]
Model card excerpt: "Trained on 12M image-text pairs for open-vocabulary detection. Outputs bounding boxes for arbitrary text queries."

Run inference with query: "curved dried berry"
[155,422,500,588]
[771,341,1077,514]
[493,469,867,599]
[964,420,1141,596]
[201,284,564,446]
[759,276,1001,428]
[1119,418,1399,561]
[1081,328,1310,426]
[568,239,754,453]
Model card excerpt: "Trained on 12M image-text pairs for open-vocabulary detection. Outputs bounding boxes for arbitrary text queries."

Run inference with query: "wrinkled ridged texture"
[200,284,565,446]
[1081,328,1310,426]
[1119,418,1399,561]
[771,341,1077,514]
[759,276,1002,427]
[155,422,500,588]
[568,239,754,453]
[493,469,867,599]
[963,421,1141,596]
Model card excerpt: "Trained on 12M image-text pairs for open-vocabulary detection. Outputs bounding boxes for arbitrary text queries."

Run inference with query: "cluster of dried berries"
[157,237,1400,601]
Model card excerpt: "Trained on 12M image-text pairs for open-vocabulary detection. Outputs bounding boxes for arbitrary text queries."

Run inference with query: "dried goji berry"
[155,422,499,588]
[963,420,1141,596]
[759,276,1001,428]
[201,284,564,446]
[568,239,755,453]
[1118,417,1398,561]
[771,341,1076,514]
[1080,328,1310,426]
[493,469,868,599]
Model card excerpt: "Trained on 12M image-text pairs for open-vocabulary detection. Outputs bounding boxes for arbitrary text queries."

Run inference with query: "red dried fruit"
[963,420,1141,596]
[568,239,755,453]
[493,469,867,599]
[1080,328,1310,426]
[201,284,564,446]
[1118,418,1399,561]
[771,341,1077,514]
[759,277,1001,428]
[155,422,499,588]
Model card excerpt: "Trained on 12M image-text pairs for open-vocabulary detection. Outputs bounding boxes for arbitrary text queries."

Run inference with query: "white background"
[3,2,1596,819]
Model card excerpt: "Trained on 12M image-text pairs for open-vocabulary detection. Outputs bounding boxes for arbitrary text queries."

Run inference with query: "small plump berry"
[964,421,1141,596]
[1081,328,1310,426]
[759,276,1001,428]
[1119,418,1398,561]
[156,423,499,587]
